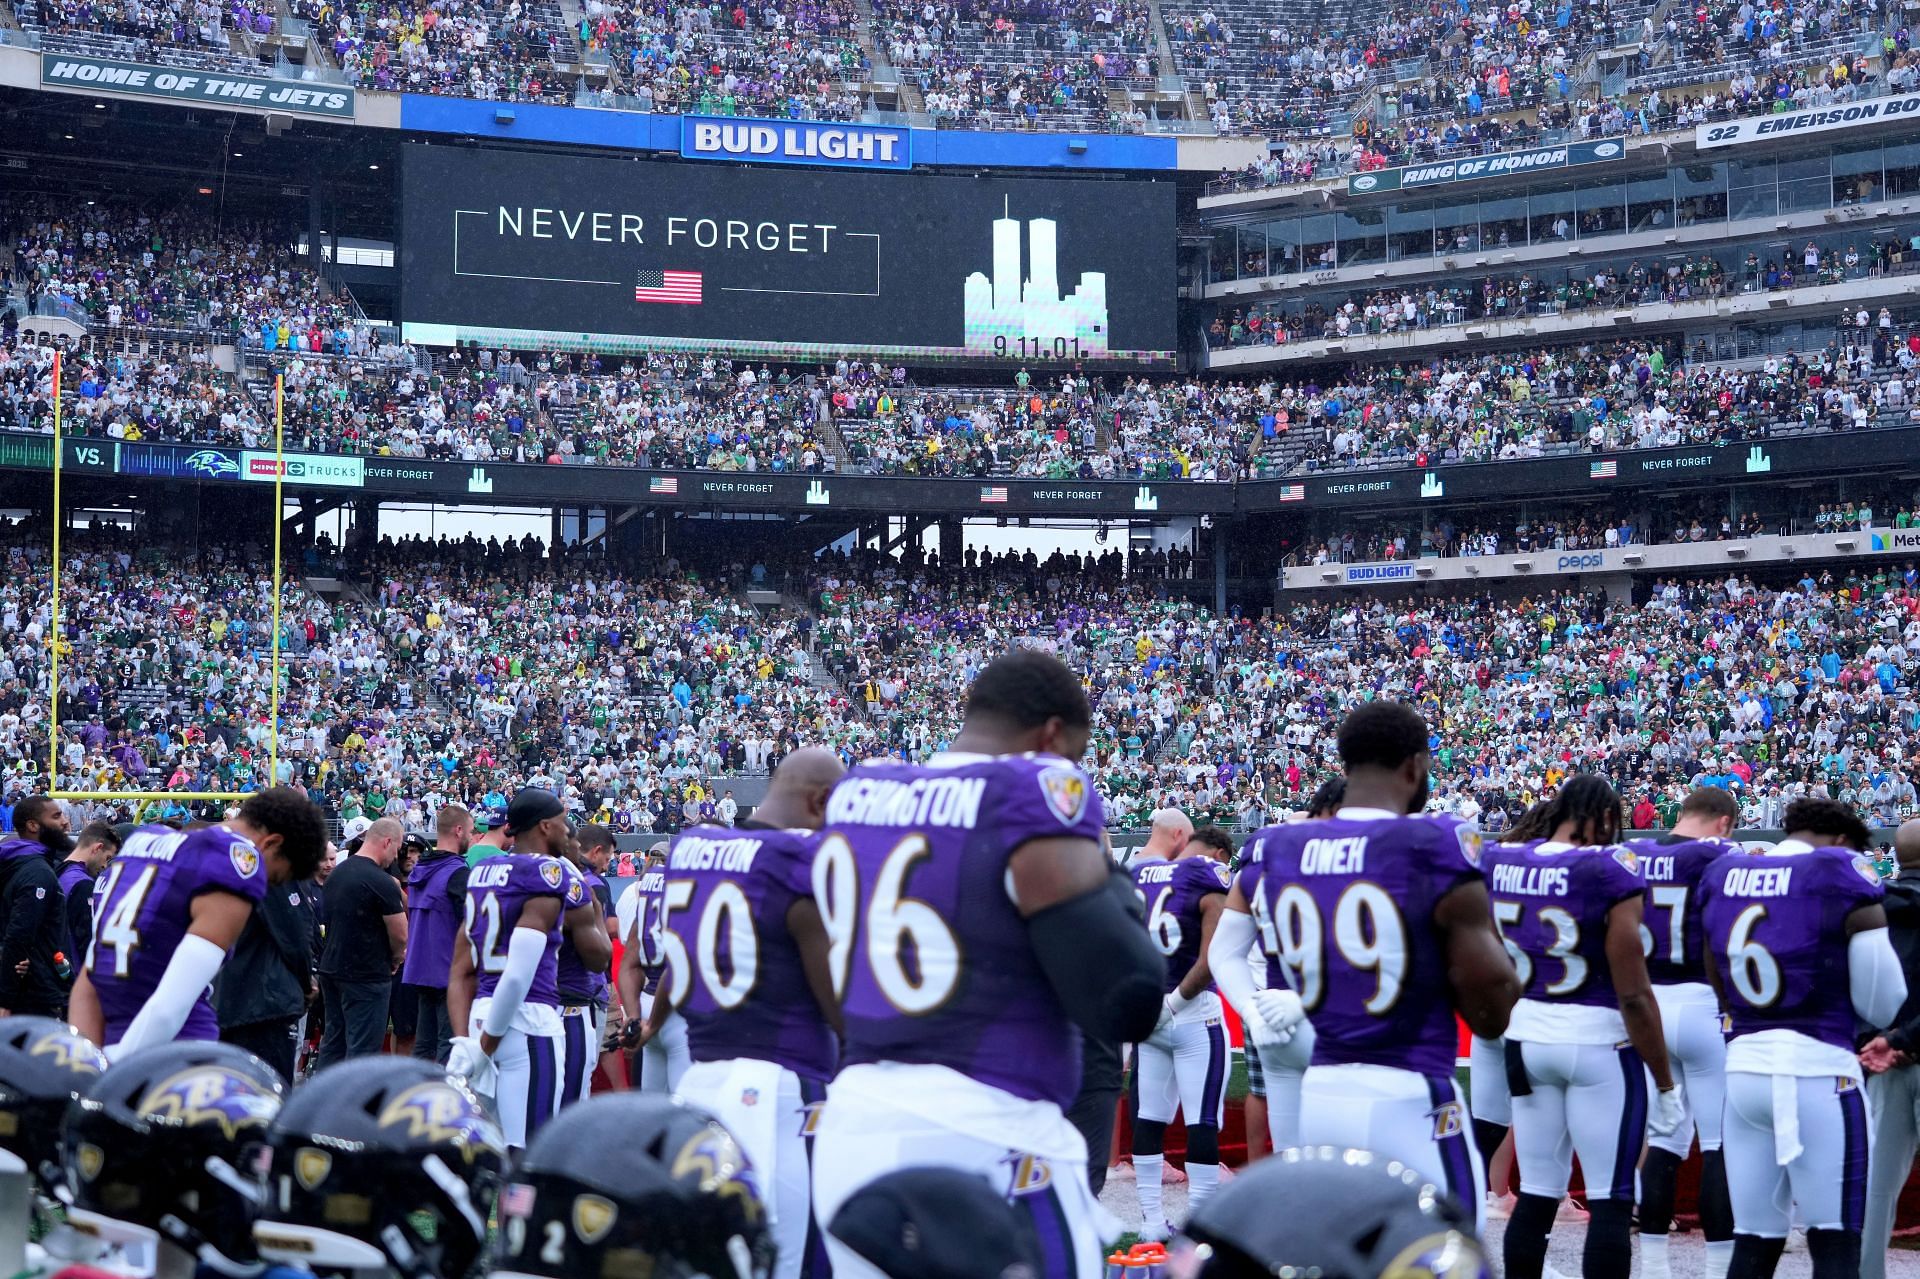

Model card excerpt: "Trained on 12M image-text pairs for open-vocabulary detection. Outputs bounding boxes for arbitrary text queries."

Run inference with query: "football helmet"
[62,1040,284,1265]
[0,1017,107,1197]
[492,1093,774,1279]
[256,1057,505,1279]
[1166,1147,1490,1279]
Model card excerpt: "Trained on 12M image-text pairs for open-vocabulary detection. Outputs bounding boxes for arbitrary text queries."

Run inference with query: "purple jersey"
[1484,840,1645,1008]
[556,864,610,1004]
[819,753,1106,1108]
[1700,845,1884,1052]
[1624,834,1742,985]
[402,851,467,991]
[1132,855,1231,994]
[1246,811,1482,1079]
[664,825,837,1081]
[463,854,569,1009]
[88,825,267,1045]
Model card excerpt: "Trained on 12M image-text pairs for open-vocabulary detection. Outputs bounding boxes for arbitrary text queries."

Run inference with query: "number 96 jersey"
[815,753,1106,1109]
[1241,811,1482,1080]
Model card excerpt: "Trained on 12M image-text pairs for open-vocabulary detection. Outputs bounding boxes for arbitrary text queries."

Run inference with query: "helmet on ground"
[1166,1146,1490,1279]
[256,1056,505,1279]
[0,1017,106,1197]
[492,1093,774,1279]
[62,1040,284,1265]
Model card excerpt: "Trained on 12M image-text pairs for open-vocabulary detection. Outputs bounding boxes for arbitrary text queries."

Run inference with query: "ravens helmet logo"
[1381,1231,1490,1279]
[376,1082,501,1159]
[670,1127,763,1224]
[29,1033,106,1076]
[136,1066,278,1140]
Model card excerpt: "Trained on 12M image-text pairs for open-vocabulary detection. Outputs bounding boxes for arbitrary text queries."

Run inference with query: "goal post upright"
[45,357,287,808]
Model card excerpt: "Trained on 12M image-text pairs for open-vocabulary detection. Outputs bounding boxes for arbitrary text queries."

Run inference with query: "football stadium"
[0,2,1917,1274]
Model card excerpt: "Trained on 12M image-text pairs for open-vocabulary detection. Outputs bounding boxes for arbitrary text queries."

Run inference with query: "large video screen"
[399,145,1177,367]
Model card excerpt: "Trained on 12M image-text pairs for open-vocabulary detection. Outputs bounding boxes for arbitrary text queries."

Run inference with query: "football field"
[1095,1166,1920,1277]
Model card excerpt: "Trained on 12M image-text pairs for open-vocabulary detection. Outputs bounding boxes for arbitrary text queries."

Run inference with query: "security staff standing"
[0,797,74,1017]
[316,818,408,1064]
[1861,817,1920,1279]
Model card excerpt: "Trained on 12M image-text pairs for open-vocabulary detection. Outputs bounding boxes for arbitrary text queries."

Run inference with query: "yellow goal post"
[45,353,287,806]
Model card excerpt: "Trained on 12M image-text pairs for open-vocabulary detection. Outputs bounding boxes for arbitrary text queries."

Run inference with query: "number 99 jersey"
[1241,811,1482,1080]
[815,753,1106,1109]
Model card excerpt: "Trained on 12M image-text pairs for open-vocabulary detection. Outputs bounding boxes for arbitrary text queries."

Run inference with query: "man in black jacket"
[214,876,316,1083]
[1861,819,1920,1279]
[0,796,74,1017]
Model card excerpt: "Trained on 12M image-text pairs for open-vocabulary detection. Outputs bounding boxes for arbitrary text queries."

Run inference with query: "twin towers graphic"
[962,198,1111,356]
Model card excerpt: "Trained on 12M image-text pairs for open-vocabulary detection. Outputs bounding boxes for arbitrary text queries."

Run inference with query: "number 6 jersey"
[815,752,1106,1109]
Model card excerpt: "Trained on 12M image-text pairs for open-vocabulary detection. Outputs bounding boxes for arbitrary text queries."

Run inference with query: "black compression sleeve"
[1027,866,1163,1046]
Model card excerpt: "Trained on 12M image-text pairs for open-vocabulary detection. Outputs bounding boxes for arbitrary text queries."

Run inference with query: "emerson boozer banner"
[40,52,355,118]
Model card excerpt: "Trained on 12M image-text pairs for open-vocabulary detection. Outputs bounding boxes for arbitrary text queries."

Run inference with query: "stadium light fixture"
[1836,538,1858,551]
[1727,545,1749,558]
[1513,559,1534,572]
[1622,552,1645,565]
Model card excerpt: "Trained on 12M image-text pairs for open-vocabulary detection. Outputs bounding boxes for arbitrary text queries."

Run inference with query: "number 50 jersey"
[1240,811,1483,1080]
[815,752,1107,1109]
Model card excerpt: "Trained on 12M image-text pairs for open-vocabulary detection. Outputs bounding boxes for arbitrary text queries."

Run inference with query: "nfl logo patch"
[741,1089,759,1107]
[1039,765,1089,825]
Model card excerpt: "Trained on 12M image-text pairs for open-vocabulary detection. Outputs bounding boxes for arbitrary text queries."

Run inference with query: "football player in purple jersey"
[1482,776,1680,1279]
[1128,807,1233,1237]
[638,747,846,1279]
[1700,798,1907,1279]
[808,651,1163,1279]
[555,825,616,1107]
[1208,702,1520,1227]
[1625,786,1743,1279]
[69,788,327,1058]
[445,788,610,1153]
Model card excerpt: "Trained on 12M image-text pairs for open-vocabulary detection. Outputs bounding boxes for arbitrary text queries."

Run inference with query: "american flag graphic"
[979,485,1009,504]
[1279,484,1306,502]
[500,1184,535,1217]
[634,269,703,305]
[1590,460,1619,479]
[649,476,679,495]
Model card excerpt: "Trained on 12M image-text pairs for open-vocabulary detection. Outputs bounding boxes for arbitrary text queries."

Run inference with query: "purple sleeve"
[562,862,590,911]
[515,857,569,901]
[1233,832,1266,901]
[994,758,1107,851]
[1418,817,1482,897]
[199,831,268,905]
[1599,845,1648,907]
[1831,851,1888,912]
[1182,856,1231,898]
[769,834,817,901]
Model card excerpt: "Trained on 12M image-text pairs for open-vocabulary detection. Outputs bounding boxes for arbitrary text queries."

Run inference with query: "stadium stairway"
[848,0,927,114]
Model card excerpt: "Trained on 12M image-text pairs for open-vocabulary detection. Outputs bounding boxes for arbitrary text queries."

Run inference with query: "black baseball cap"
[828,1169,1042,1279]
[505,788,565,836]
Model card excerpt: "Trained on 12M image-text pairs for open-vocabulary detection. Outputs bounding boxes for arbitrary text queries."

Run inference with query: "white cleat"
[1556,1199,1590,1225]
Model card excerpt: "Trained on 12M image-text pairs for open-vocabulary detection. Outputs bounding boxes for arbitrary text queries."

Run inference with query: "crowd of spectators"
[1,197,375,352]
[306,0,576,101]
[11,522,1920,838]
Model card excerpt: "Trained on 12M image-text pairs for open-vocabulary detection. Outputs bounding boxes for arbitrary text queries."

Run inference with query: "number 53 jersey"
[816,752,1107,1109]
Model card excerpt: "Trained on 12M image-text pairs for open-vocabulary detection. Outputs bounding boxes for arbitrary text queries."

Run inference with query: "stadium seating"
[7,523,1919,836]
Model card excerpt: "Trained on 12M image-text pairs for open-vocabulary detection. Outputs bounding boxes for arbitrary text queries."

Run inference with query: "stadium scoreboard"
[399,145,1178,368]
